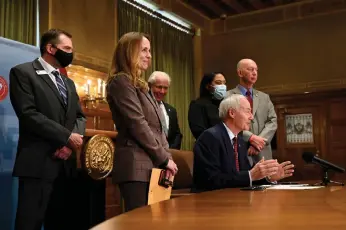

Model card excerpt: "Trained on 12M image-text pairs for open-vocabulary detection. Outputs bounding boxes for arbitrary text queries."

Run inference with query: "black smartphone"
[240,186,266,191]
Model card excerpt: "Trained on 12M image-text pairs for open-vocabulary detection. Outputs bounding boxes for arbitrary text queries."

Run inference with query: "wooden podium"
[73,128,118,230]
[64,65,122,228]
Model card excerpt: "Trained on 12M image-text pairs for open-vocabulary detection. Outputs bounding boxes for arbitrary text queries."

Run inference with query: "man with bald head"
[227,59,277,166]
[148,71,183,149]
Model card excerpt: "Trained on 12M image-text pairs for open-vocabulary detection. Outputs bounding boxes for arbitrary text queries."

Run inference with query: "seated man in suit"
[192,94,294,192]
[148,71,183,149]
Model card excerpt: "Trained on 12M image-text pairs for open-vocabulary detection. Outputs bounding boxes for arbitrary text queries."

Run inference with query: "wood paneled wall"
[272,90,346,182]
[201,2,346,95]
[40,0,117,72]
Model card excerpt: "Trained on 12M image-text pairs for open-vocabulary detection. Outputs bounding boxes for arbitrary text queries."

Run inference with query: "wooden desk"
[91,186,346,230]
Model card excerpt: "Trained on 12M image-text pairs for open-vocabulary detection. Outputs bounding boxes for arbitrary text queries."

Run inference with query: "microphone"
[302,152,345,173]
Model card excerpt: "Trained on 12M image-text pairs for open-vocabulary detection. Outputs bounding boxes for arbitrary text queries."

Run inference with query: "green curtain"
[0,0,37,45]
[118,0,194,150]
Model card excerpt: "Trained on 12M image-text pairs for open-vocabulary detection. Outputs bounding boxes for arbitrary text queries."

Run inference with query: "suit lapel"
[163,102,170,115]
[252,89,259,116]
[163,102,172,132]
[32,59,66,109]
[146,90,158,108]
[236,85,259,116]
[238,132,251,170]
[163,102,171,120]
[234,85,242,94]
[144,91,164,126]
[218,123,237,172]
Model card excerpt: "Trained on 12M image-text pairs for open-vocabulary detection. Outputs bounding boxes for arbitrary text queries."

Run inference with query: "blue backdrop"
[0,37,40,230]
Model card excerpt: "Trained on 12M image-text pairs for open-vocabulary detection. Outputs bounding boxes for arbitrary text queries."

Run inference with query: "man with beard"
[227,59,277,166]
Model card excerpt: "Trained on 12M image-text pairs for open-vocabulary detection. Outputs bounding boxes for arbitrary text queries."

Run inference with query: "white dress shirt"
[159,101,169,131]
[37,57,74,140]
[38,57,61,90]
[222,123,252,187]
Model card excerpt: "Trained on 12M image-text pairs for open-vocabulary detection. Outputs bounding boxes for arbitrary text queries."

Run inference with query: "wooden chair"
[169,149,194,197]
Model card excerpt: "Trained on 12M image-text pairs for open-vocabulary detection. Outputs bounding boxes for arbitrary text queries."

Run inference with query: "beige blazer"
[107,74,171,183]
[227,86,277,165]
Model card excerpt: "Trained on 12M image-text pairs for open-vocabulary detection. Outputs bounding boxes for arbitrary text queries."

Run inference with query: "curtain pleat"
[0,0,37,45]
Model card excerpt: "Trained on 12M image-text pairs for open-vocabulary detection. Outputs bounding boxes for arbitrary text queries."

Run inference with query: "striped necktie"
[52,70,67,105]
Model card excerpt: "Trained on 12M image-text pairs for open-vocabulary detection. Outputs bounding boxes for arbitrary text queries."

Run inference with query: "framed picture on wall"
[285,113,314,144]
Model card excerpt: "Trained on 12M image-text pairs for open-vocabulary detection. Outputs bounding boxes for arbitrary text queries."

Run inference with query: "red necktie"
[246,90,253,113]
[233,137,240,172]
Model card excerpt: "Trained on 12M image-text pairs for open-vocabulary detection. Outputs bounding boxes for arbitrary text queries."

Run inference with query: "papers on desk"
[266,184,324,190]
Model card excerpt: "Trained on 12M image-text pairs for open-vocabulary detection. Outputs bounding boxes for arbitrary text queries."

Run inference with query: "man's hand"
[68,133,83,151]
[269,161,295,182]
[249,135,267,151]
[54,146,72,160]
[248,146,259,156]
[250,159,279,181]
[166,159,178,176]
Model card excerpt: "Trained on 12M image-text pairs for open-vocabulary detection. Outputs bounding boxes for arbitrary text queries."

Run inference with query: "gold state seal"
[83,134,114,180]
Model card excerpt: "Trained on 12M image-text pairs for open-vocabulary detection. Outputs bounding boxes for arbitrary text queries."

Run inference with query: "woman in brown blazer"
[106,32,178,212]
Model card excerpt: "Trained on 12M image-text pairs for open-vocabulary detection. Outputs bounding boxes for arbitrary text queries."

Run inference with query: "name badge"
[36,70,48,75]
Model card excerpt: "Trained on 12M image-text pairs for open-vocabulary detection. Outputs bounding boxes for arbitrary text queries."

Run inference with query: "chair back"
[169,149,194,189]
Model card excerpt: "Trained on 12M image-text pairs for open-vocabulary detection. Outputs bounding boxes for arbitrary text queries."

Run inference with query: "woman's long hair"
[107,32,149,92]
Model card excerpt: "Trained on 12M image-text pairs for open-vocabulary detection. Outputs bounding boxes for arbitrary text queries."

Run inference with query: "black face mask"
[53,47,73,68]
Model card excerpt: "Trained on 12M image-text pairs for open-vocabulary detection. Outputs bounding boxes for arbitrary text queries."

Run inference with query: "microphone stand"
[314,167,344,186]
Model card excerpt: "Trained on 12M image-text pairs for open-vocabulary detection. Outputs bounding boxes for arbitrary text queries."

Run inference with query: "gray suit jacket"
[227,86,277,165]
[107,74,171,183]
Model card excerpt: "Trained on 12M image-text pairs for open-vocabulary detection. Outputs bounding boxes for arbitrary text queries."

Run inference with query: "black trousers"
[15,175,77,230]
[118,181,149,212]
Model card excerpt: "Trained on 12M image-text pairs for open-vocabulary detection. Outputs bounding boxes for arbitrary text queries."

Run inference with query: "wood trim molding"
[257,78,346,95]
[270,88,346,104]
[171,0,211,21]
[72,52,111,73]
[150,0,211,33]
[211,0,346,34]
[85,129,118,139]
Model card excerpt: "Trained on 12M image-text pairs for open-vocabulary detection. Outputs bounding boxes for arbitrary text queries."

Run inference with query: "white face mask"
[212,84,227,100]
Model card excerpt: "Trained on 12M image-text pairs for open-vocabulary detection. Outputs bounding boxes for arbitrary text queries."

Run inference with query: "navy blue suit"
[192,123,256,192]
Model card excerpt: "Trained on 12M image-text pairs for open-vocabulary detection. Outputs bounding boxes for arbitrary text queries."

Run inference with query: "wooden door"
[276,104,326,181]
[272,90,346,182]
[327,98,346,181]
